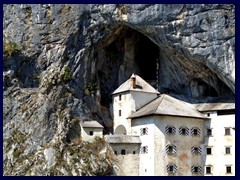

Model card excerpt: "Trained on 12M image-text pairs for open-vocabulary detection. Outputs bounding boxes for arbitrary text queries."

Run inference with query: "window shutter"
[186,128,190,135]
[140,128,143,135]
[198,147,202,155]
[167,165,177,173]
[179,127,182,134]
[198,166,202,174]
[191,166,202,174]
[172,127,176,134]
[165,126,169,134]
[191,147,202,155]
[165,145,169,153]
[173,165,178,173]
[191,128,201,136]
[173,145,177,154]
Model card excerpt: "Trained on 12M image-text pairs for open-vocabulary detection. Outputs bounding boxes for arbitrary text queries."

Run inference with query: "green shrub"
[63,66,73,81]
[84,82,98,96]
[3,40,21,56]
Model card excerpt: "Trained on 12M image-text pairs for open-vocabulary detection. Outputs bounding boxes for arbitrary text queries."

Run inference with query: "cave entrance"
[134,33,159,81]
[97,26,160,107]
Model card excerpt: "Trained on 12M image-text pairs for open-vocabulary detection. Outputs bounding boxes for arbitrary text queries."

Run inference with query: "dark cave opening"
[135,33,159,81]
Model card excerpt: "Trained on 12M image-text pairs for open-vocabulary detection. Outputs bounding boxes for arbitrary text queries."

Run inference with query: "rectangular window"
[119,110,121,117]
[207,147,212,155]
[191,166,202,174]
[206,167,211,174]
[182,128,186,135]
[225,147,231,154]
[168,127,173,134]
[141,146,148,154]
[119,94,122,101]
[89,131,94,136]
[140,127,148,135]
[207,129,212,136]
[121,149,126,155]
[194,167,199,173]
[225,128,231,135]
[226,166,232,174]
[191,128,201,136]
[133,151,135,154]
[167,165,177,173]
[166,126,176,135]
[114,151,117,155]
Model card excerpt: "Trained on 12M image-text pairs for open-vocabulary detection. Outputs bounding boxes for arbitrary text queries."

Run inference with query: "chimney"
[131,73,136,88]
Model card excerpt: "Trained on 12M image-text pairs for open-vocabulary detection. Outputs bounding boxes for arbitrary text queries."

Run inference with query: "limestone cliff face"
[3,4,235,175]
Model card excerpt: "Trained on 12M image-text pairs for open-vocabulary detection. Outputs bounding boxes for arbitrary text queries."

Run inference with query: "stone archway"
[115,125,127,135]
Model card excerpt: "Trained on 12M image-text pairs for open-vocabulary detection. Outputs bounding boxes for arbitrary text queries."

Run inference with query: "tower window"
[121,149,126,155]
[119,94,122,101]
[140,127,148,135]
[225,128,231,135]
[119,110,121,116]
[140,146,148,154]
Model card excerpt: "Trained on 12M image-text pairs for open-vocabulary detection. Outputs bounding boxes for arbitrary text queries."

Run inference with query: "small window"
[226,166,232,174]
[179,127,189,136]
[207,147,212,155]
[191,128,201,136]
[206,166,211,174]
[191,146,202,155]
[114,151,117,155]
[121,149,126,155]
[166,126,176,135]
[141,146,148,154]
[119,94,122,101]
[207,113,210,117]
[191,166,202,174]
[140,127,148,135]
[207,129,212,136]
[225,147,231,154]
[133,151,135,154]
[225,128,231,135]
[167,165,177,173]
[119,110,121,117]
[166,145,177,154]
[89,131,94,136]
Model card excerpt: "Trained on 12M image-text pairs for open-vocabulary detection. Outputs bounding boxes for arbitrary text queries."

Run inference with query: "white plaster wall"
[132,115,205,176]
[113,91,158,135]
[81,127,103,141]
[153,116,205,176]
[110,143,140,176]
[113,92,133,135]
[131,118,156,176]
[203,112,235,176]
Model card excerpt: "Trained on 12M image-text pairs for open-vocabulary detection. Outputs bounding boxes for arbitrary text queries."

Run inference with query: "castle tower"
[112,74,160,135]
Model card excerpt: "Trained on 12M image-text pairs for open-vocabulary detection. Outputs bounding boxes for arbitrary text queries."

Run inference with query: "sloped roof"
[81,120,103,128]
[105,135,141,144]
[112,74,160,95]
[129,94,207,119]
[193,100,235,112]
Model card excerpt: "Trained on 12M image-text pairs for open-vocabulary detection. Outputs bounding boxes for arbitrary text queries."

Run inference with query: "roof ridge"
[153,94,165,114]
